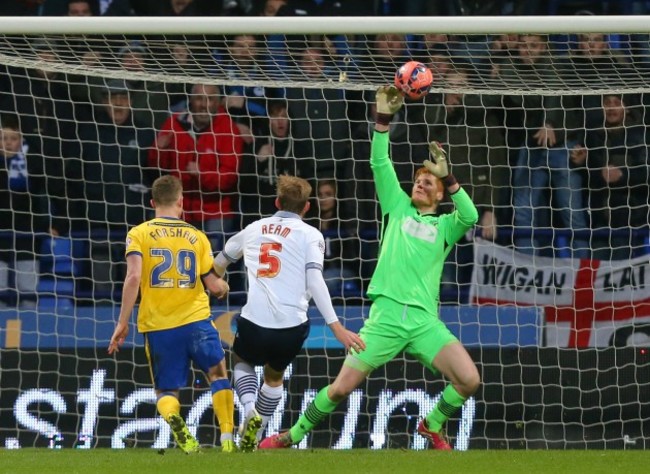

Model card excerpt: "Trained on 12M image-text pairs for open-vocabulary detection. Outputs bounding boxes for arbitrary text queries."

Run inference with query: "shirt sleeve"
[442,187,479,246]
[125,228,142,257]
[305,230,325,270]
[198,232,215,277]
[222,228,246,263]
[306,268,339,325]
[370,130,408,215]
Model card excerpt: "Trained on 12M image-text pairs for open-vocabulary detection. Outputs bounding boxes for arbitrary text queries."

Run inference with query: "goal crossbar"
[0,15,649,35]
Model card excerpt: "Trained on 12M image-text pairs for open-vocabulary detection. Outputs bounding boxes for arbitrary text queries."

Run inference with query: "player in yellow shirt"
[108,175,234,453]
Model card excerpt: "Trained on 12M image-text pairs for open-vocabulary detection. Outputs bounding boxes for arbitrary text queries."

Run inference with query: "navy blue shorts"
[145,318,225,390]
[233,317,309,372]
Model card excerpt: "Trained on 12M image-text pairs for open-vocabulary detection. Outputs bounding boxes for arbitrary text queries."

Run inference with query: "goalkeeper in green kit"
[260,85,480,450]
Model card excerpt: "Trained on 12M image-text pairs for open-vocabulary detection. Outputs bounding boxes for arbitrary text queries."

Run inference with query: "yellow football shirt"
[125,217,214,332]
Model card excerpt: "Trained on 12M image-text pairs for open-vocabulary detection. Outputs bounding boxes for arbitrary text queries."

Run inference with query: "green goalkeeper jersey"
[367,131,479,315]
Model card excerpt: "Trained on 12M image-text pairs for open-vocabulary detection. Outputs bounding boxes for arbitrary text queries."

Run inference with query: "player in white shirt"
[213,175,365,451]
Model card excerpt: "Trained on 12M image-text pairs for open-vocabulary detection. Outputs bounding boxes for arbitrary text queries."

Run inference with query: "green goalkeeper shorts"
[346,296,458,374]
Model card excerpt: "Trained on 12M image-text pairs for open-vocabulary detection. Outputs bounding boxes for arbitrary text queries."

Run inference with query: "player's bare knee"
[263,365,285,387]
[460,368,481,396]
[328,380,354,402]
[207,360,228,381]
[468,372,481,395]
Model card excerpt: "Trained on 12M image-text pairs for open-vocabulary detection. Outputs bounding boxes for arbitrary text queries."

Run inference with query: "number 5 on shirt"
[257,243,282,278]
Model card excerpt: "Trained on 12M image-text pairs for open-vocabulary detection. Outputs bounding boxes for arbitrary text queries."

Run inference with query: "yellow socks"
[156,393,181,421]
[211,379,234,440]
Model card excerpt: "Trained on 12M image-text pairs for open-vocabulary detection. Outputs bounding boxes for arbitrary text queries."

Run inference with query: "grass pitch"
[1,449,646,474]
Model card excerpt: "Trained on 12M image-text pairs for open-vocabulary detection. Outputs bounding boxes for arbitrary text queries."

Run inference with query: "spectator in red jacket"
[149,83,243,251]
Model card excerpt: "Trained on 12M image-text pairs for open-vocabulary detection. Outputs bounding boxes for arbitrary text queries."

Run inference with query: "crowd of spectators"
[1,0,650,307]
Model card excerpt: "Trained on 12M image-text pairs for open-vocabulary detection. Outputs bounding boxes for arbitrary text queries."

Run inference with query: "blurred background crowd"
[1,0,650,308]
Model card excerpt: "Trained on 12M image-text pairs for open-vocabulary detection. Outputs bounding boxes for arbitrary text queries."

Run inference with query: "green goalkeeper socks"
[426,384,467,433]
[289,386,338,443]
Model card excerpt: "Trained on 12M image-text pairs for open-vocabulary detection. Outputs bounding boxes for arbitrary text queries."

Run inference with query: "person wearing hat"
[116,41,171,131]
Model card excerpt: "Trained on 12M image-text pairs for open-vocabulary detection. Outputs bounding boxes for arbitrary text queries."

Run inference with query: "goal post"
[0,15,649,450]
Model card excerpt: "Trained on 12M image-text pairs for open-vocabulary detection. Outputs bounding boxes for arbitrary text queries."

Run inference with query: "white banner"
[470,239,650,348]
[470,238,578,307]
[593,258,650,303]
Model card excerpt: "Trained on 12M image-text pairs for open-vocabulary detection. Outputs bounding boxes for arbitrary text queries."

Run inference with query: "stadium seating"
[37,237,78,308]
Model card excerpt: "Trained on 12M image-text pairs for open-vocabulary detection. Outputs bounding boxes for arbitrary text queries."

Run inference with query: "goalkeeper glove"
[424,141,458,187]
[375,85,403,125]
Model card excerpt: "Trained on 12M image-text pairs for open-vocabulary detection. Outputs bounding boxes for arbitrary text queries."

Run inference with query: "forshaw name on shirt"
[147,227,198,244]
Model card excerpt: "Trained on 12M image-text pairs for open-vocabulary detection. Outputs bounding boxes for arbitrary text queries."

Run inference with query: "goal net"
[0,15,649,450]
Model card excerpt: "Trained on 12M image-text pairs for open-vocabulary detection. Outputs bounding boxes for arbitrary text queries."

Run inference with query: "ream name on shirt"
[261,224,292,238]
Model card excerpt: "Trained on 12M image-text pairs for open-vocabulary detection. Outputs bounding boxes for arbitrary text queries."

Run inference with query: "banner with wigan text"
[470,239,650,348]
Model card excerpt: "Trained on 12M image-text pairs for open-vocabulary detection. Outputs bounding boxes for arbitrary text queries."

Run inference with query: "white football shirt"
[222,211,325,328]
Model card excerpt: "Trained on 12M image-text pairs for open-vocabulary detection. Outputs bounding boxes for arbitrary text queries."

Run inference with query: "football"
[394,61,433,100]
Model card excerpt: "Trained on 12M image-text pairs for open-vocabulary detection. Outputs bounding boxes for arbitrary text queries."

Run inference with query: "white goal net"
[0,15,649,450]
